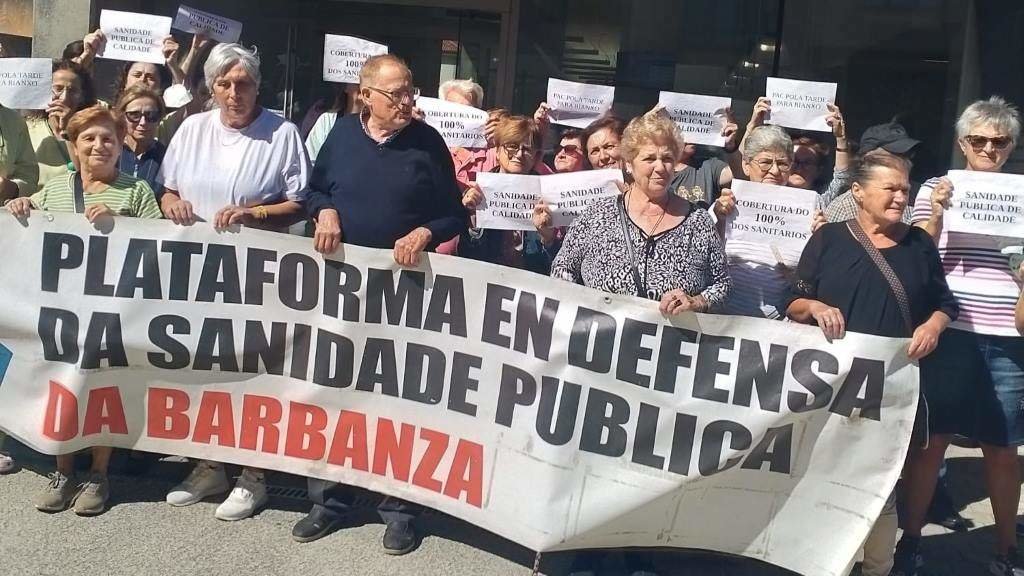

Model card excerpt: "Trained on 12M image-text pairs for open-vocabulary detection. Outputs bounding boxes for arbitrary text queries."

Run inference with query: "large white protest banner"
[727,180,818,266]
[945,170,1024,238]
[323,35,388,84]
[475,169,622,230]
[415,96,488,149]
[0,58,52,110]
[765,77,837,132]
[547,79,614,129]
[172,5,242,44]
[658,92,731,147]
[99,10,173,65]
[0,213,917,576]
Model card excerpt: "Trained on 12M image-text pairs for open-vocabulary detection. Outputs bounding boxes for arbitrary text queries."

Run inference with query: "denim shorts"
[921,328,1024,447]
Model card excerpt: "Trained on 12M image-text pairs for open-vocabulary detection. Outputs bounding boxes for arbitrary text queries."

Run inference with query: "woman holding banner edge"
[786,152,956,576]
[894,96,1024,576]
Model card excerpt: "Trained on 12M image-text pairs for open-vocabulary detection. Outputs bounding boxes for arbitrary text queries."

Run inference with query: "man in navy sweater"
[296,54,467,554]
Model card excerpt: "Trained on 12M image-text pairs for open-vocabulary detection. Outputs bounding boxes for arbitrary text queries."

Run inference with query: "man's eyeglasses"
[124,110,162,124]
[366,86,420,105]
[752,157,792,171]
[556,144,582,156]
[501,143,536,157]
[964,134,1013,151]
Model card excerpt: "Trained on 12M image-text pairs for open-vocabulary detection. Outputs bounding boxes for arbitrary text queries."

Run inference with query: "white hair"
[742,125,794,161]
[204,43,261,94]
[956,96,1021,143]
[439,79,484,108]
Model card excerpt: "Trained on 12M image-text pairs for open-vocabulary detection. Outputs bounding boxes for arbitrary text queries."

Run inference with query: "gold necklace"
[627,191,669,237]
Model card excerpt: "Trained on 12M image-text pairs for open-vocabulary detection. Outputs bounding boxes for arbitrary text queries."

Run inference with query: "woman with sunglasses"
[893,96,1024,576]
[115,86,167,193]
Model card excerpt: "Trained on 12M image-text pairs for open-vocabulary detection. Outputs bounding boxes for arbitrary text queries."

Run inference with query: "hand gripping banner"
[0,213,918,576]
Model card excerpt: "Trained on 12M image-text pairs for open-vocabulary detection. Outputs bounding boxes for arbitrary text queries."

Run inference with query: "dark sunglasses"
[124,110,162,124]
[964,134,1013,151]
[556,144,582,155]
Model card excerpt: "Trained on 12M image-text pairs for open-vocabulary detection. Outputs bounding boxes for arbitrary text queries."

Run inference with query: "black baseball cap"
[860,122,921,155]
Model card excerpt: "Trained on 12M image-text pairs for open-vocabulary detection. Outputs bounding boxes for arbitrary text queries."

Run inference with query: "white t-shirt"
[158,108,310,222]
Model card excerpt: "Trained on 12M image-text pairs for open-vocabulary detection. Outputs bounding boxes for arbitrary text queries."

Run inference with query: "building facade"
[4,0,1023,176]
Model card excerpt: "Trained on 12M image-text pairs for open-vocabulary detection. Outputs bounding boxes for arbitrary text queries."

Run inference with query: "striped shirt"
[912,177,1021,336]
[723,240,795,319]
[30,171,163,219]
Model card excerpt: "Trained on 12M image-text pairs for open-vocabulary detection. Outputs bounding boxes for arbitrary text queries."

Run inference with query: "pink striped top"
[912,177,1022,336]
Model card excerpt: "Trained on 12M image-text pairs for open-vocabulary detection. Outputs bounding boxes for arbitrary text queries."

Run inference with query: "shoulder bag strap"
[846,219,914,335]
[72,172,85,214]
[617,196,646,298]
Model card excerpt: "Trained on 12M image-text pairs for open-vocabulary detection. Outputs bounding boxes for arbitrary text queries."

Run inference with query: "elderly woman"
[6,106,162,515]
[115,86,167,192]
[439,78,484,108]
[25,59,97,190]
[714,125,824,318]
[460,116,556,273]
[582,115,626,170]
[893,96,1024,576]
[158,43,310,521]
[787,153,956,576]
[552,128,587,173]
[552,109,729,576]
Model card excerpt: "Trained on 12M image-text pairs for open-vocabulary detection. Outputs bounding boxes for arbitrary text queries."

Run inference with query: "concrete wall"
[31,0,95,58]
[0,0,33,37]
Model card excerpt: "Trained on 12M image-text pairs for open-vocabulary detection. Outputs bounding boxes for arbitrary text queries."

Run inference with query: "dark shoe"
[292,506,343,543]
[890,536,922,576]
[382,520,418,555]
[989,547,1024,576]
[926,478,974,532]
[950,434,980,448]
[121,450,156,476]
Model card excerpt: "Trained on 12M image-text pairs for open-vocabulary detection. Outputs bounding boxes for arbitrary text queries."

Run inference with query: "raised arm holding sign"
[98,10,173,65]
[657,92,731,147]
[945,170,1024,238]
[415,96,488,149]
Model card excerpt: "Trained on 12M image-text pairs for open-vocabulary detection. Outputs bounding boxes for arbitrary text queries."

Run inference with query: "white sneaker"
[214,468,267,521]
[166,461,229,506]
[0,452,14,474]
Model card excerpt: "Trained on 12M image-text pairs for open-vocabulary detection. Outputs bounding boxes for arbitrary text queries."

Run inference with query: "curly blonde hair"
[620,110,681,163]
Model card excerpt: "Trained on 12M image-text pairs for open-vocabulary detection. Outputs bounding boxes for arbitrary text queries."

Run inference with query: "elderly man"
[298,54,466,554]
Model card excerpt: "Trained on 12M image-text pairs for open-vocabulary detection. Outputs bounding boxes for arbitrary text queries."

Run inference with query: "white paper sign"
[658,91,731,147]
[323,35,388,84]
[945,170,1024,238]
[98,10,173,65]
[547,79,615,129]
[415,96,488,149]
[172,5,242,44]
[727,180,818,264]
[475,169,623,230]
[0,59,52,110]
[765,77,837,132]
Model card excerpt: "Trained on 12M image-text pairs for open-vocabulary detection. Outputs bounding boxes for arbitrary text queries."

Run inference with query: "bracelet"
[253,206,269,221]
[835,147,849,152]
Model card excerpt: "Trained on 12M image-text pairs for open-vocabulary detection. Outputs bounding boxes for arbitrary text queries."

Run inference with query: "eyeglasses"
[124,110,162,124]
[964,134,1013,151]
[51,85,81,99]
[501,143,536,157]
[366,86,420,105]
[556,144,582,155]
[752,157,792,171]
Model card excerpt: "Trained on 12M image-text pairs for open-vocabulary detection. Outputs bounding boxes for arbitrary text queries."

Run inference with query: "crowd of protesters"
[0,25,1022,576]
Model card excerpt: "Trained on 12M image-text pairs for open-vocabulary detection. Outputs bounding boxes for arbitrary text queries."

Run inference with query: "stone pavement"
[0,442,1015,575]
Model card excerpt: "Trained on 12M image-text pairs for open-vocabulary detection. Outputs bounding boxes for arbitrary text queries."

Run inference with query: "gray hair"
[742,125,794,161]
[439,79,484,108]
[955,96,1021,143]
[204,43,261,94]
